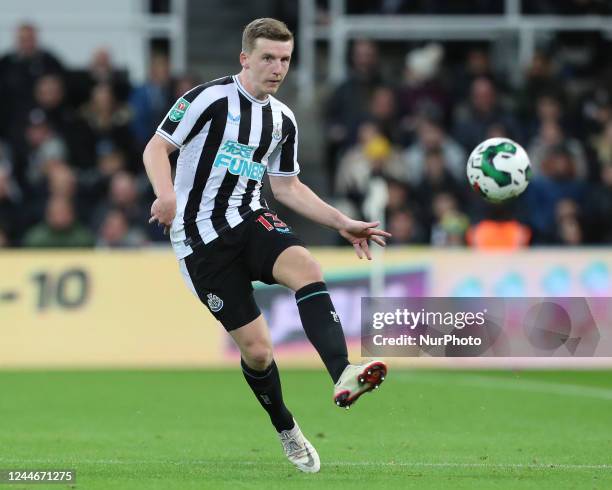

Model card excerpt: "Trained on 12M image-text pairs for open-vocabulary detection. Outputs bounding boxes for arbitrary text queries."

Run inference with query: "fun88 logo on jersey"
[213,141,266,181]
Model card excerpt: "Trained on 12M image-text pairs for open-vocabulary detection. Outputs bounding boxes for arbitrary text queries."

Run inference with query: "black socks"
[295,281,349,383]
[241,282,348,433]
[241,358,294,432]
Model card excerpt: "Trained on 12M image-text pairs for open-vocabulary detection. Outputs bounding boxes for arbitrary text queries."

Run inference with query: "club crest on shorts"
[206,293,224,312]
[272,122,282,141]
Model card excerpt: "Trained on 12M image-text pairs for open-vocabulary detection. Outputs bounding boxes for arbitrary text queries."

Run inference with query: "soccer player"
[143,18,389,473]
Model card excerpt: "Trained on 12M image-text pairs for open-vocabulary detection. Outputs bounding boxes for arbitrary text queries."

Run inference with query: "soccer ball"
[466,137,531,203]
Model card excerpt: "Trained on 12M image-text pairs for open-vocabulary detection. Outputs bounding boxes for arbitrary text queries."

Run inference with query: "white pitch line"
[0,459,610,471]
[394,372,612,401]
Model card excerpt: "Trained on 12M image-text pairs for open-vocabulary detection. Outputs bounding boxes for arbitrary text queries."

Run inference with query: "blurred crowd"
[0,23,199,248]
[325,37,612,248]
[1,17,612,251]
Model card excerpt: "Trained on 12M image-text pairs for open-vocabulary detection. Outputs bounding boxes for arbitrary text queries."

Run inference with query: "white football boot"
[278,420,320,473]
[333,360,387,409]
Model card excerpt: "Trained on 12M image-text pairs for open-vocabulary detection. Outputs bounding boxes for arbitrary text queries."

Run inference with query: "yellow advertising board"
[2,248,612,368]
[0,250,225,368]
[0,248,423,368]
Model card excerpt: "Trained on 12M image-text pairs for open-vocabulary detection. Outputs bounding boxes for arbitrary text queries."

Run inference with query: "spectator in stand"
[452,77,520,152]
[363,86,403,144]
[554,198,584,245]
[578,78,611,140]
[80,83,137,172]
[77,148,126,217]
[517,51,561,120]
[324,39,385,186]
[91,170,148,234]
[96,149,128,177]
[383,176,426,236]
[525,94,568,137]
[557,217,583,245]
[334,122,406,216]
[22,110,68,187]
[452,48,504,103]
[28,74,93,168]
[96,208,147,248]
[521,145,587,243]
[129,53,174,149]
[467,202,531,249]
[527,120,588,179]
[33,74,72,126]
[45,161,89,220]
[69,47,131,107]
[0,23,65,139]
[386,207,426,245]
[22,159,82,236]
[403,116,466,185]
[385,177,418,214]
[414,147,466,224]
[23,195,94,248]
[397,43,450,138]
[466,219,531,249]
[46,160,78,200]
[429,192,469,247]
[3,74,93,179]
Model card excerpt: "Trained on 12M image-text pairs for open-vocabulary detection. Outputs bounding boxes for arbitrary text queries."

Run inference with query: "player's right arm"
[143,83,218,229]
[143,134,178,229]
[144,81,230,231]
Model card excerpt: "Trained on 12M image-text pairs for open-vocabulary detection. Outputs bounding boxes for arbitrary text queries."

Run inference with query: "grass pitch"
[0,369,611,489]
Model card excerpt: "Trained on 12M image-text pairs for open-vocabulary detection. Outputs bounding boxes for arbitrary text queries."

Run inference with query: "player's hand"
[149,193,176,235]
[339,219,391,260]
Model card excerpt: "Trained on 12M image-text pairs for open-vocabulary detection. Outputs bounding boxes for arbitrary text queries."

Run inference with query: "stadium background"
[1,2,612,489]
[1,0,611,367]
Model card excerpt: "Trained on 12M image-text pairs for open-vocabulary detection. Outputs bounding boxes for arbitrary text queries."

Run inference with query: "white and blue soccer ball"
[466,137,532,203]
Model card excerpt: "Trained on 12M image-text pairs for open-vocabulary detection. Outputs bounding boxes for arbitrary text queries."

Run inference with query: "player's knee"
[296,255,323,285]
[275,247,324,291]
[286,260,324,291]
[243,343,273,370]
[306,259,324,282]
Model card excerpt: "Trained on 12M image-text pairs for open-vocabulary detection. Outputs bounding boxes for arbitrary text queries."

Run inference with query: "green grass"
[0,369,611,489]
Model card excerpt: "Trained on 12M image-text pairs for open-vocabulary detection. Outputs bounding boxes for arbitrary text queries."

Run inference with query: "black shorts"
[179,209,305,331]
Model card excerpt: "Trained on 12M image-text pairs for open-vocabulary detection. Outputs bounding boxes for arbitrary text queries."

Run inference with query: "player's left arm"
[269,175,391,260]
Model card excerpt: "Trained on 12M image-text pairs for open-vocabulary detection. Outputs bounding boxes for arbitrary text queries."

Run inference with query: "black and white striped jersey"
[155,75,300,259]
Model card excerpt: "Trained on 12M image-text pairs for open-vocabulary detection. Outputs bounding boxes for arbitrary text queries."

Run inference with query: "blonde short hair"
[242,18,293,53]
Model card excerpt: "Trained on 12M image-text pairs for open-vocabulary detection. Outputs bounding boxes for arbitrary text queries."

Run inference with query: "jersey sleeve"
[267,110,300,176]
[156,86,214,148]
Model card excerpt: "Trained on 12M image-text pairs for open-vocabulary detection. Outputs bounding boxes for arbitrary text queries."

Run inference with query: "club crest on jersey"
[272,122,282,141]
[213,140,266,182]
[169,97,190,122]
[206,293,224,312]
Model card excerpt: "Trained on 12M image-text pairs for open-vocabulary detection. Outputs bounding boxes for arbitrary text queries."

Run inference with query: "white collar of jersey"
[233,75,270,106]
